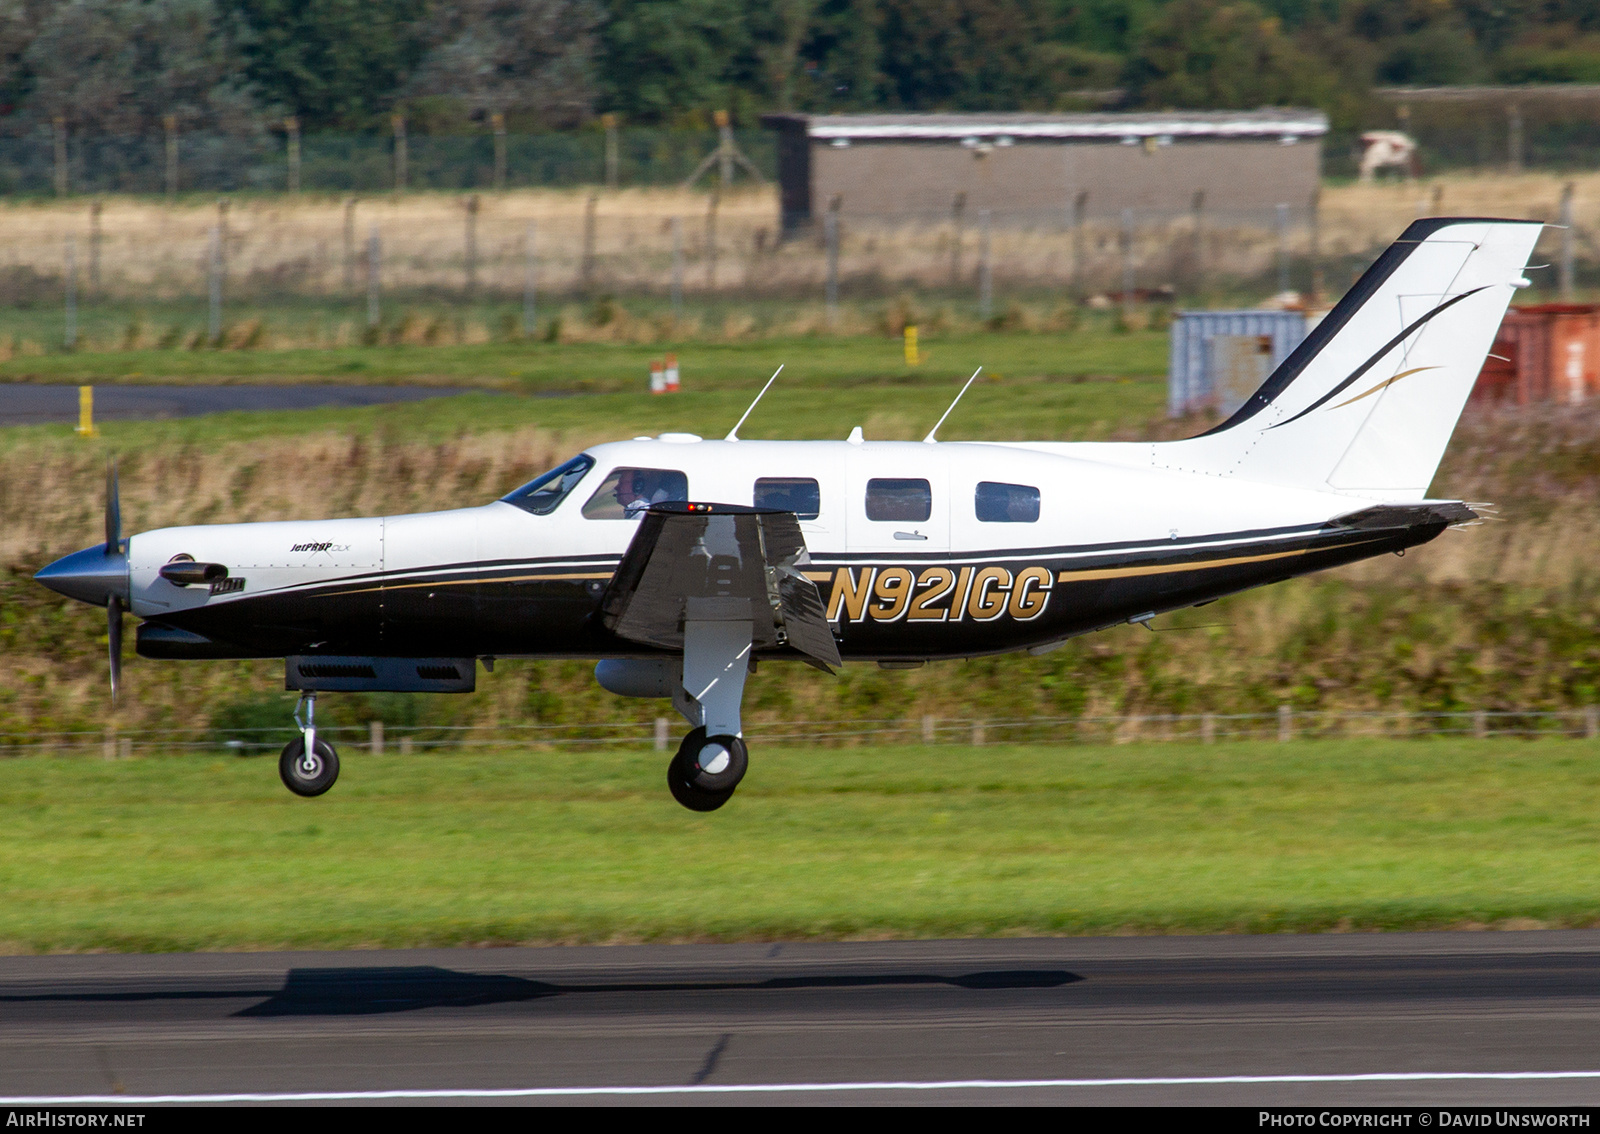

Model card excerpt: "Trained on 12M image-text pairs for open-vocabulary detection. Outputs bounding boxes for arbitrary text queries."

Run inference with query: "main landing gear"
[280,692,340,797]
[667,613,754,812]
[667,728,749,812]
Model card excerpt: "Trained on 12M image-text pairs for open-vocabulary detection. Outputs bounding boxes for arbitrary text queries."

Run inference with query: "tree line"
[0,0,1597,138]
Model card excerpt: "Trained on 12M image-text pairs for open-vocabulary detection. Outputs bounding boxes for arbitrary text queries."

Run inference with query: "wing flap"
[600,503,841,670]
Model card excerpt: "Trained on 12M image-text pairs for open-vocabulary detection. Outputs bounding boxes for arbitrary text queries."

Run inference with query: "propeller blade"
[108,595,122,703]
[104,461,121,554]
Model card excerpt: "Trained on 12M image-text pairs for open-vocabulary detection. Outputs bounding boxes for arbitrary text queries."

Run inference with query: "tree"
[25,0,261,134]
[221,0,429,129]
[1124,0,1340,111]
[597,0,756,123]
[407,0,602,128]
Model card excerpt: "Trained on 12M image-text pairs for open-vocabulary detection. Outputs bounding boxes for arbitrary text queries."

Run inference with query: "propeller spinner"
[34,462,128,701]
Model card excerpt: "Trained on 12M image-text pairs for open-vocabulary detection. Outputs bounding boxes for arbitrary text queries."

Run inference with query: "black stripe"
[1265,286,1487,430]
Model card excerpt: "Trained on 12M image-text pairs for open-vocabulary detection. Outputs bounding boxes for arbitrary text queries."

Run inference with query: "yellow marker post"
[904,324,921,366]
[75,385,97,438]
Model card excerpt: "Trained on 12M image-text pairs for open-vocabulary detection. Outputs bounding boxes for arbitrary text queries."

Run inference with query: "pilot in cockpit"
[615,469,675,517]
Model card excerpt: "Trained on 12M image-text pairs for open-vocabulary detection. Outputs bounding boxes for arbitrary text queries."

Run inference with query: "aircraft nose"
[34,543,129,607]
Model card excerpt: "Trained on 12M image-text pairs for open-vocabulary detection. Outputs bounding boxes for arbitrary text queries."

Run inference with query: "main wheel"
[279,737,340,797]
[676,728,748,792]
[667,747,735,812]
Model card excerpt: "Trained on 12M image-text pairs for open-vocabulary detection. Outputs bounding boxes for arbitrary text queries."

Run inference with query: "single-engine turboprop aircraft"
[35,218,1542,810]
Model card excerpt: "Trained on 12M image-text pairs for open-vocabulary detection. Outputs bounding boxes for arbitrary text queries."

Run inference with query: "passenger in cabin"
[616,469,678,517]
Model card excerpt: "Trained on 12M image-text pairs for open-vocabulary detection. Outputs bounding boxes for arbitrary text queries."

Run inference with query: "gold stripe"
[1328,366,1439,411]
[1056,541,1387,584]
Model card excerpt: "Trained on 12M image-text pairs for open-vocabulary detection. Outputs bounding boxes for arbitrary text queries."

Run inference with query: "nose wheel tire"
[279,737,340,797]
[667,728,746,812]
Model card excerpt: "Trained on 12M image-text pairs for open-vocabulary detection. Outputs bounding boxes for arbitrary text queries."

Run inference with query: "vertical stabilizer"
[1158,218,1543,500]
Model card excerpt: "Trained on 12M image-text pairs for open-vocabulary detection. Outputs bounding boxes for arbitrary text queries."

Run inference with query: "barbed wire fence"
[6,707,1599,760]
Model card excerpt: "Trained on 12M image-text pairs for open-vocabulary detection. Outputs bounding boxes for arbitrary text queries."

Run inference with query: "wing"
[599,502,841,671]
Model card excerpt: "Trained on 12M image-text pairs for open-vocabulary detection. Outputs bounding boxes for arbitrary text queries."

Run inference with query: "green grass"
[0,326,1168,390]
[1,738,1596,952]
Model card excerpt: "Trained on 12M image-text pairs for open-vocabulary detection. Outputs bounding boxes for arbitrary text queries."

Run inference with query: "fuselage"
[114,435,1450,664]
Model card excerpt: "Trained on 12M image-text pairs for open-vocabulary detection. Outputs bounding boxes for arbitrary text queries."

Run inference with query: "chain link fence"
[6,709,1598,759]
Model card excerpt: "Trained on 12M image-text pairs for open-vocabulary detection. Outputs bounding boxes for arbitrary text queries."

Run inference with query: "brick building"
[761,110,1328,236]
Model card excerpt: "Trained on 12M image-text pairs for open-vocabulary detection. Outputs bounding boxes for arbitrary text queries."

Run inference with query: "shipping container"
[1474,304,1600,406]
[1168,309,1309,418]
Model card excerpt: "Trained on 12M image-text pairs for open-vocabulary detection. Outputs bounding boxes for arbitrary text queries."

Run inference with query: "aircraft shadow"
[233,964,1083,1017]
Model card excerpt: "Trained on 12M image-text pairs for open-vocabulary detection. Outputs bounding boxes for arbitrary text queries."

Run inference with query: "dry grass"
[1,173,1587,311]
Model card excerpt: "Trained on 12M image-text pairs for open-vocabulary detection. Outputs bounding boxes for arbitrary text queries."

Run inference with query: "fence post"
[1190,190,1205,296]
[971,720,986,746]
[704,186,718,291]
[1201,712,1215,744]
[342,198,357,295]
[369,720,384,755]
[366,224,381,330]
[1560,182,1575,301]
[654,717,669,752]
[118,737,132,760]
[1473,709,1488,739]
[1277,703,1292,742]
[978,208,993,321]
[581,191,597,295]
[1507,102,1524,174]
[1276,202,1291,295]
[522,220,537,337]
[921,714,935,743]
[1072,190,1088,298]
[63,237,76,350]
[285,115,300,194]
[1307,186,1322,302]
[399,734,414,756]
[464,194,479,298]
[492,111,507,191]
[1120,208,1135,326]
[824,203,839,323]
[163,114,177,198]
[53,115,68,197]
[103,726,116,761]
[950,191,965,288]
[392,113,407,192]
[670,215,683,319]
[207,225,222,344]
[88,199,102,296]
[1586,705,1598,740]
[602,113,618,188]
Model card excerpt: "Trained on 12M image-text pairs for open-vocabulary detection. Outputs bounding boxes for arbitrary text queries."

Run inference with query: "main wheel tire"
[676,727,748,792]
[279,737,340,797]
[667,747,735,812]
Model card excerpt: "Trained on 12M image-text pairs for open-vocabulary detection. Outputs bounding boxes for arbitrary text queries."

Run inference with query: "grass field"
[0,738,1595,952]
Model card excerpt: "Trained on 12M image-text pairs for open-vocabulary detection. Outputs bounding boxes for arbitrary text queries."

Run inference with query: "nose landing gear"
[279,692,340,797]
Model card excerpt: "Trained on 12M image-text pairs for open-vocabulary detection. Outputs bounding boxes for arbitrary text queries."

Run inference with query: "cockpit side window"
[500,454,596,515]
[581,467,689,519]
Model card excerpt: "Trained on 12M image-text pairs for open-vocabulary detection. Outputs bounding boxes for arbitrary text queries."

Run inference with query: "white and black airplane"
[35,218,1542,810]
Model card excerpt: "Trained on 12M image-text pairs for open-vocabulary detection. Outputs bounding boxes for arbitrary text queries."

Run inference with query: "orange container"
[1474,304,1600,406]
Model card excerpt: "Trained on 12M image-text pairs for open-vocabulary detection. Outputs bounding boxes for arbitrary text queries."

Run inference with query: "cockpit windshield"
[499,454,595,515]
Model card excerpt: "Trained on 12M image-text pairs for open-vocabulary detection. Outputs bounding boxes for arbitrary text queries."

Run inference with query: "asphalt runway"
[3,932,1600,1107]
[0,384,474,424]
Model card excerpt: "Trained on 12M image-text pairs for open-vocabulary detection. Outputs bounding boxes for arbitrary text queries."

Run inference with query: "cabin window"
[499,454,595,515]
[865,478,931,522]
[754,477,821,520]
[975,481,1040,523]
[581,467,689,519]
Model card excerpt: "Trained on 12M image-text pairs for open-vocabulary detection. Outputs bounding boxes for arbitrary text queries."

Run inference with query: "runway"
[0,383,474,425]
[3,932,1600,1106]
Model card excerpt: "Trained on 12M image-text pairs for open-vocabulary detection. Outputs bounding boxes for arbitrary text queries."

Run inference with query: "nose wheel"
[280,692,340,797]
[667,728,747,811]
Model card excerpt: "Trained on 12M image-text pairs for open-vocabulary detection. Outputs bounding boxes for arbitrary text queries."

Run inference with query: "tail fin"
[1161,218,1543,500]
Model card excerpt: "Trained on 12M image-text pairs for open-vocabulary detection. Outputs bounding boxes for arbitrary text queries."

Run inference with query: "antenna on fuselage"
[923,367,983,443]
[725,365,783,441]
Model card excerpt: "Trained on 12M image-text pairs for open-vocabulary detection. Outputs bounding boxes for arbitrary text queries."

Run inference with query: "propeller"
[105,462,122,704]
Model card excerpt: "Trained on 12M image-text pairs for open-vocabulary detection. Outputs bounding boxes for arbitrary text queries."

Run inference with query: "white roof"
[798,110,1328,142]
